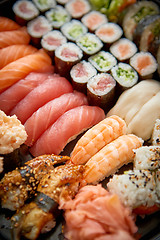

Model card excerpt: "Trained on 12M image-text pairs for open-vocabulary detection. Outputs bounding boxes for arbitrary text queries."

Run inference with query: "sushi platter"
[0,0,160,239]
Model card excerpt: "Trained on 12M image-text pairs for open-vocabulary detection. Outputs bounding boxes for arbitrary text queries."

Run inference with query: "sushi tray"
[0,0,160,239]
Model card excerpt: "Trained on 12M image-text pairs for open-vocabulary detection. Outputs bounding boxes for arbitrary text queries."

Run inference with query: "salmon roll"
[33,0,56,12]
[13,0,39,26]
[130,51,158,79]
[76,33,103,56]
[88,51,117,73]
[87,73,116,111]
[45,5,71,29]
[70,60,97,94]
[65,0,91,19]
[55,42,83,78]
[41,30,67,59]
[81,10,108,32]
[95,22,123,47]
[122,1,160,40]
[111,63,138,93]
[110,38,137,62]
[27,16,52,47]
[61,20,87,42]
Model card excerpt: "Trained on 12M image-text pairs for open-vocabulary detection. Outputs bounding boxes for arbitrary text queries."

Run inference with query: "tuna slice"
[25,91,88,146]
[10,75,73,124]
[0,72,54,115]
[30,105,105,157]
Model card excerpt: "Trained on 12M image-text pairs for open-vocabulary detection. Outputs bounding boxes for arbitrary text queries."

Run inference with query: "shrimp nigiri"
[84,134,143,184]
[71,115,127,165]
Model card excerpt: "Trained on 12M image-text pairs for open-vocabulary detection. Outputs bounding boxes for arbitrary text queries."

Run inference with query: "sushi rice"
[152,119,160,146]
[33,0,56,12]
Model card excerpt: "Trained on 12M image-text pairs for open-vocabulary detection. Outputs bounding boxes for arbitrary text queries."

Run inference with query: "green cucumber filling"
[38,0,48,5]
[152,20,160,37]
[132,7,157,23]
[68,25,83,39]
[79,36,98,52]
[51,12,67,23]
[92,55,111,69]
[116,67,135,81]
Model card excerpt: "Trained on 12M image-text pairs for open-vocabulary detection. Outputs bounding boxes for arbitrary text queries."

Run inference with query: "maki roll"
[110,38,137,62]
[95,22,123,46]
[111,62,138,93]
[88,51,117,73]
[45,5,71,29]
[65,0,91,19]
[55,42,83,78]
[76,33,103,56]
[81,10,108,32]
[13,0,39,26]
[27,16,52,47]
[33,0,56,12]
[122,1,160,40]
[61,20,87,42]
[87,73,116,111]
[41,30,67,59]
[70,60,97,94]
[130,51,158,79]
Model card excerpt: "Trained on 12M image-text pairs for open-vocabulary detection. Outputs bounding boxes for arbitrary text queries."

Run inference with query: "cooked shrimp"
[70,115,126,165]
[84,134,143,184]
[0,154,70,211]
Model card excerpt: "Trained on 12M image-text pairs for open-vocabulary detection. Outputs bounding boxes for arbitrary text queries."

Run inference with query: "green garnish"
[68,25,83,39]
[92,55,111,69]
[116,67,135,80]
[38,0,48,5]
[78,36,97,52]
[51,12,67,23]
[132,7,157,23]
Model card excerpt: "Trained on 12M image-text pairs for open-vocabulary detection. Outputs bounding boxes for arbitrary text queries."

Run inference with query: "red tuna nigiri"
[0,44,38,69]
[25,91,88,146]
[0,49,53,92]
[0,27,30,49]
[0,17,20,32]
[0,72,54,115]
[10,75,73,124]
[30,105,105,157]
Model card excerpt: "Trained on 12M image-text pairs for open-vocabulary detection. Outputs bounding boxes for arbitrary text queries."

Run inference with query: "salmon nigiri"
[0,49,53,92]
[25,91,88,146]
[0,27,30,49]
[84,134,143,184]
[0,44,38,69]
[71,115,127,165]
[0,17,20,32]
[30,106,105,157]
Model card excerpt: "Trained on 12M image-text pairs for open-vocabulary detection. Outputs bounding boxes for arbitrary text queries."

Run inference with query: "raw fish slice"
[0,49,53,92]
[0,17,20,31]
[0,45,38,69]
[71,115,126,165]
[0,27,30,49]
[84,134,143,184]
[0,72,54,115]
[30,105,105,157]
[10,75,73,124]
[25,91,88,146]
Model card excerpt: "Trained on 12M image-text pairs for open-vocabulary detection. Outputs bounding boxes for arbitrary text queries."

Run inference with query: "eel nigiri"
[30,105,105,157]
[10,74,73,124]
[0,49,53,92]
[0,44,38,69]
[0,27,30,49]
[84,134,143,184]
[71,115,127,165]
[0,17,20,32]
[25,91,88,146]
[0,72,54,115]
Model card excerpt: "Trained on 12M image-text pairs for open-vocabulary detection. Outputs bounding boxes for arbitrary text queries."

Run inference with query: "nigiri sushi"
[10,74,73,124]
[25,91,88,146]
[0,17,20,32]
[71,115,126,165]
[30,105,105,157]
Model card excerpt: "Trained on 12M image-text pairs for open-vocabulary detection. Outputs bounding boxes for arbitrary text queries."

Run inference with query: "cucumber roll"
[110,38,137,62]
[61,20,87,42]
[13,0,39,26]
[88,51,117,73]
[111,63,138,93]
[81,10,108,32]
[65,0,91,19]
[70,60,97,94]
[55,42,83,78]
[45,5,71,29]
[122,1,160,40]
[87,73,116,111]
[33,0,56,12]
[76,33,103,56]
